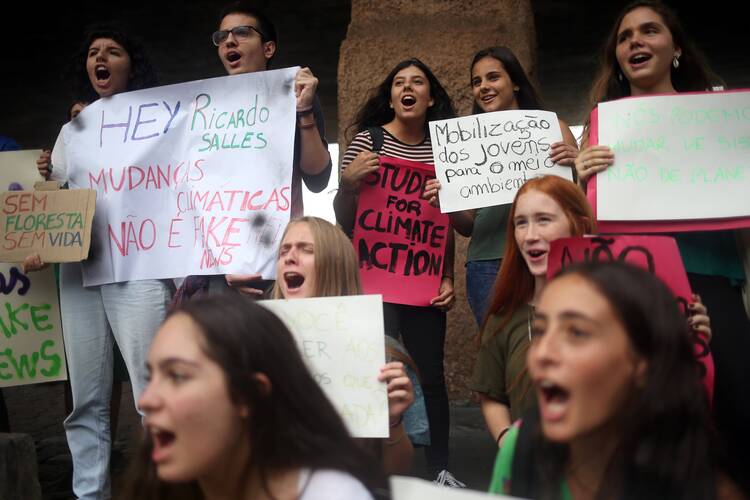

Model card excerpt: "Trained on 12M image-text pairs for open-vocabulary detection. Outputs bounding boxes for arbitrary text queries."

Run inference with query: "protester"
[423,46,579,325]
[30,25,171,500]
[175,2,333,301]
[334,58,461,486]
[574,1,750,491]
[272,216,430,474]
[470,175,711,448]
[470,176,595,446]
[119,294,384,500]
[490,262,744,500]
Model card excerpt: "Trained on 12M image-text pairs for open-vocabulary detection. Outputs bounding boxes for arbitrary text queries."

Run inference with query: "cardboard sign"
[260,295,388,438]
[0,189,96,262]
[391,476,524,500]
[53,67,298,286]
[0,264,67,387]
[548,235,714,400]
[429,110,573,212]
[353,157,449,306]
[590,90,750,231]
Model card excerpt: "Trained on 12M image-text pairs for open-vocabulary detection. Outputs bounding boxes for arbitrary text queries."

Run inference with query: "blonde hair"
[272,217,362,298]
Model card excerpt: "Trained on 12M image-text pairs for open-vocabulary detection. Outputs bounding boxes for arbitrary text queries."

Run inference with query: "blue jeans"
[60,263,171,500]
[466,259,501,326]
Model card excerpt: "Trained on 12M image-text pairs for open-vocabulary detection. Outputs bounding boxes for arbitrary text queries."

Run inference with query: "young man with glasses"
[181,3,332,298]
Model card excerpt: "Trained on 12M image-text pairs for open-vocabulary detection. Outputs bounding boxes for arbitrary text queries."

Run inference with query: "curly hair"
[347,58,456,143]
[69,22,158,102]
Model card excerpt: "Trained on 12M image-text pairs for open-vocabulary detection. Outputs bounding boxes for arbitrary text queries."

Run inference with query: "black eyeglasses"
[211,25,263,46]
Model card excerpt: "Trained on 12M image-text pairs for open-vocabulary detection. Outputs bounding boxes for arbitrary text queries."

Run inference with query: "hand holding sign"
[341,151,380,193]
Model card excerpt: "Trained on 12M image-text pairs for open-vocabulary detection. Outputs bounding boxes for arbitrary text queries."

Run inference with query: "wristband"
[496,426,511,445]
[296,106,314,116]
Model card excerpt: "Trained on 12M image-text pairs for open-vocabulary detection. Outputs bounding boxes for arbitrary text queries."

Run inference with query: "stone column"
[338,0,537,401]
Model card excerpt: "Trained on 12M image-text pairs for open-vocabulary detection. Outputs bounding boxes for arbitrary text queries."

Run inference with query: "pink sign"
[353,156,449,306]
[548,235,714,401]
[586,98,750,233]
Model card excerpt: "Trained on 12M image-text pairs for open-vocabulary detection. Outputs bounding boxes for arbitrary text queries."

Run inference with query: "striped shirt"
[340,127,435,172]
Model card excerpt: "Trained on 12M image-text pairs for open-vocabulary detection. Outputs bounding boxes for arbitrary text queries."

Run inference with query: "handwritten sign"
[0,264,66,387]
[352,157,448,306]
[391,476,523,500]
[0,150,67,388]
[429,110,573,212]
[547,235,714,400]
[54,67,298,286]
[596,91,750,224]
[260,295,388,438]
[0,189,95,263]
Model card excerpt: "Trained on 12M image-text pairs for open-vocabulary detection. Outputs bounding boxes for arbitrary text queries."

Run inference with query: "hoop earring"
[673,54,680,69]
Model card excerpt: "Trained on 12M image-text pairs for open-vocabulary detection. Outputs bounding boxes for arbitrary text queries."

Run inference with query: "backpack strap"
[366,126,385,153]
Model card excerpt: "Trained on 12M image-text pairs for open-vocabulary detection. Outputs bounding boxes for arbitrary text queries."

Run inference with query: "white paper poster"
[55,67,298,286]
[429,110,572,212]
[261,295,388,438]
[597,91,750,221]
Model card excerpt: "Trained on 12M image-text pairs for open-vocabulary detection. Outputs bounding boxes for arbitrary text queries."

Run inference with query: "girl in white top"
[120,292,382,500]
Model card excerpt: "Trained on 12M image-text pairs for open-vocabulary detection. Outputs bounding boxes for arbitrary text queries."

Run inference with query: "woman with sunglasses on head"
[119,293,384,500]
[272,216,430,475]
[490,262,743,500]
[574,2,750,492]
[423,46,579,326]
[334,58,461,486]
[28,24,171,500]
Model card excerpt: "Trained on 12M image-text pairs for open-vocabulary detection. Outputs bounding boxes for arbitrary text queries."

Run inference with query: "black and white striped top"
[340,127,435,172]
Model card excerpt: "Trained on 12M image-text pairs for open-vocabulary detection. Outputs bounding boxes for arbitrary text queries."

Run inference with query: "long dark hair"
[347,58,456,143]
[117,294,386,499]
[584,1,721,136]
[70,23,158,103]
[533,262,717,500]
[470,46,544,114]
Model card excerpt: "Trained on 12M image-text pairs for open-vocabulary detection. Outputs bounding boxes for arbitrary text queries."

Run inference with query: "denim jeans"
[60,263,171,500]
[466,259,501,326]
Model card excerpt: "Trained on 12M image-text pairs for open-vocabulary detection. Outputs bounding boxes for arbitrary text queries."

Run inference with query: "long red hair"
[484,176,596,332]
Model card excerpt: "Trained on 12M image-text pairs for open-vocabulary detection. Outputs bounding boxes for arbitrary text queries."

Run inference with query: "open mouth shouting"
[223,50,243,70]
[400,94,417,109]
[283,271,307,296]
[537,379,570,424]
[149,425,177,463]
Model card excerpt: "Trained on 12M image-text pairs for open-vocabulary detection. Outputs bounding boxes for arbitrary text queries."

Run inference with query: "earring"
[617,71,624,82]
[673,54,680,69]
[513,86,520,93]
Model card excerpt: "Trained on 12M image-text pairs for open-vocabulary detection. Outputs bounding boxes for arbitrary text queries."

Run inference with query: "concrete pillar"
[338,0,536,400]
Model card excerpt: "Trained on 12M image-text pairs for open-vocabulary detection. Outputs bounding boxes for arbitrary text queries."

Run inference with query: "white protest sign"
[429,110,572,212]
[1,150,66,387]
[261,295,388,438]
[597,91,750,221]
[391,476,526,500]
[55,67,298,286]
